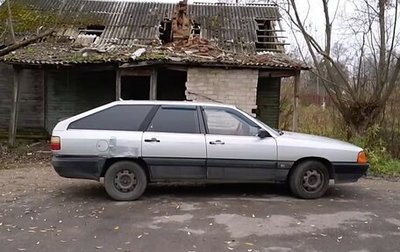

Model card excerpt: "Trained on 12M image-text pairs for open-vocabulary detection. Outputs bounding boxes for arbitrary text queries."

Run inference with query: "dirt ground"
[1,161,400,252]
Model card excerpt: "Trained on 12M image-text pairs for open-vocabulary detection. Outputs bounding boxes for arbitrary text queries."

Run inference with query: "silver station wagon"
[51,101,369,200]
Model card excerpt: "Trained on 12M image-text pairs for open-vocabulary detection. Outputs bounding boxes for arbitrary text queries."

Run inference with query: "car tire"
[104,161,147,201]
[289,160,329,199]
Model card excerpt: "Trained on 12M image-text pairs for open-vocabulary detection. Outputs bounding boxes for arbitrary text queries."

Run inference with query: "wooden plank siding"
[0,63,13,129]
[18,68,45,128]
[46,70,115,132]
[0,64,44,130]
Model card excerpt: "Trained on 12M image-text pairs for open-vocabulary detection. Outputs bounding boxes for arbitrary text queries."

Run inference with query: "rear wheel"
[104,161,147,201]
[289,160,329,199]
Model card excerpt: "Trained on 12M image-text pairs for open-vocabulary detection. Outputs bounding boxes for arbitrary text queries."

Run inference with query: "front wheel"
[104,161,147,201]
[289,160,329,199]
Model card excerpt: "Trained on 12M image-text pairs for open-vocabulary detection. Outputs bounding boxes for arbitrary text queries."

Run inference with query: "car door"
[142,105,207,180]
[202,106,277,181]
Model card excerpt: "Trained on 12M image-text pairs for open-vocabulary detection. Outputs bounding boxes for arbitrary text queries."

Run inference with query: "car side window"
[147,106,200,134]
[68,105,153,131]
[203,108,260,136]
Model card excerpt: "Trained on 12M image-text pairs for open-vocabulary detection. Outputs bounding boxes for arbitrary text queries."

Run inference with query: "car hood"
[278,131,362,151]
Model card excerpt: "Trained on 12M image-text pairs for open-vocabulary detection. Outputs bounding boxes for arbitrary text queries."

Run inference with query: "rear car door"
[55,104,154,180]
[202,106,277,181]
[142,105,207,180]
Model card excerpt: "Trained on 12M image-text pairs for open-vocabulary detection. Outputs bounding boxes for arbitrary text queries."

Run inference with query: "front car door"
[142,105,207,180]
[202,106,277,181]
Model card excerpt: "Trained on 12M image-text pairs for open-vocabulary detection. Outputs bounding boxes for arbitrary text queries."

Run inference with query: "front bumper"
[332,162,369,183]
[52,156,106,181]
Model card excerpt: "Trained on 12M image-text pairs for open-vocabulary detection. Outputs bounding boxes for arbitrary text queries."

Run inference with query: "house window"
[79,25,105,36]
[255,19,278,51]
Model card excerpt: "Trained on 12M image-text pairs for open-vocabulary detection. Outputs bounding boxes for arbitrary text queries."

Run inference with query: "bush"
[351,125,400,177]
[281,104,400,177]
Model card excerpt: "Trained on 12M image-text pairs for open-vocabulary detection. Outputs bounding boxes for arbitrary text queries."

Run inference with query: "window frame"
[200,106,261,137]
[67,104,157,132]
[145,105,203,134]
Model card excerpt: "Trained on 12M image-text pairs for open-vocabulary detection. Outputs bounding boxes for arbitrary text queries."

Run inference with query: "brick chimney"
[172,0,191,41]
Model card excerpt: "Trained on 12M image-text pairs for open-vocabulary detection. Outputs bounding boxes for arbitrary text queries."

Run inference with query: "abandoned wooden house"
[0,0,307,144]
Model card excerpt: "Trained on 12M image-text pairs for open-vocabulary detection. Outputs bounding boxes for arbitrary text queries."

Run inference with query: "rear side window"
[147,106,200,134]
[68,105,153,131]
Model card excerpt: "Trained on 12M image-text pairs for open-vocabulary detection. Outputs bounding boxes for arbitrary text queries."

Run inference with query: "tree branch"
[6,0,16,43]
[0,29,54,57]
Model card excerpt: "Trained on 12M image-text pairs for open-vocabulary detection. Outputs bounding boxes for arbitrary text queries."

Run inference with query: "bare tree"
[5,0,15,43]
[0,0,70,57]
[285,0,400,137]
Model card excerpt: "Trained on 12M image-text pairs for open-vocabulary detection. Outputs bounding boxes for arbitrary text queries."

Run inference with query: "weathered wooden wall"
[0,63,13,129]
[46,69,115,132]
[0,63,44,130]
[0,64,116,133]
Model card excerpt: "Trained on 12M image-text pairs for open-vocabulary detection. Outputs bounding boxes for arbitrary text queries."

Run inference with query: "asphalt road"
[1,165,400,252]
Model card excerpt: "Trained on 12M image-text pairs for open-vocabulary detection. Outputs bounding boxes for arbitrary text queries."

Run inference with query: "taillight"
[357,151,367,164]
[51,136,61,150]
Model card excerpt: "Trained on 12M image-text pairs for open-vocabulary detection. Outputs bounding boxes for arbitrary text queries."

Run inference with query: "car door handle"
[144,138,160,143]
[209,140,225,145]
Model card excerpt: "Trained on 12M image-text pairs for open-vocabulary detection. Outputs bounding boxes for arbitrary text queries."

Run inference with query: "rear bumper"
[332,162,369,183]
[52,156,106,181]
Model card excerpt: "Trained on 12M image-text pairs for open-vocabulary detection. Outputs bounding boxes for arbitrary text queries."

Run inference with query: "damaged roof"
[10,0,280,50]
[0,0,308,70]
[3,37,307,70]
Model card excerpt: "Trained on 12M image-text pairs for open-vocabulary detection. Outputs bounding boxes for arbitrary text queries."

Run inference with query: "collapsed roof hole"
[79,25,105,36]
[159,18,172,44]
[254,19,276,51]
[191,21,201,36]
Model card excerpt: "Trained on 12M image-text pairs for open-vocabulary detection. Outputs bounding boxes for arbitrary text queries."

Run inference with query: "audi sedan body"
[51,101,369,200]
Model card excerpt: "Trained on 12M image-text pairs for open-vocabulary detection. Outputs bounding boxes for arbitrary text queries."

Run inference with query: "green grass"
[369,159,400,177]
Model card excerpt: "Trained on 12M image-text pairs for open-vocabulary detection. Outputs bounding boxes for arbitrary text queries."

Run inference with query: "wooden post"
[115,68,121,100]
[149,68,157,100]
[292,71,300,131]
[42,69,47,131]
[8,66,21,146]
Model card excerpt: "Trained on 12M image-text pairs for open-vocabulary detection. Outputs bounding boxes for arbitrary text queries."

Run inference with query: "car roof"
[111,100,237,109]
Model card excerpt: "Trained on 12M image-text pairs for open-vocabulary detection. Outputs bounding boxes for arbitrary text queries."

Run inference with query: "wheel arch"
[101,157,150,181]
[287,157,334,180]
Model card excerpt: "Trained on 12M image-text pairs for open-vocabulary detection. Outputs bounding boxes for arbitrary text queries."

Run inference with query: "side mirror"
[257,129,269,138]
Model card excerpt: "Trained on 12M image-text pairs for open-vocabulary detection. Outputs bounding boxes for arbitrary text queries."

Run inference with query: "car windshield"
[237,108,280,136]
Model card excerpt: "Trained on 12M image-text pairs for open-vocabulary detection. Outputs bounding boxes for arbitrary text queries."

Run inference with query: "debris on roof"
[0,0,308,70]
[2,35,308,70]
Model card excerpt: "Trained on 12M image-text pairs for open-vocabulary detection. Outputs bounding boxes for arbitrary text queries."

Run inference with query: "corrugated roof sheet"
[14,0,280,51]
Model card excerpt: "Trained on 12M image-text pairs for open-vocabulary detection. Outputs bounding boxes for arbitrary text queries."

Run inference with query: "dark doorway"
[121,76,150,100]
[256,77,281,128]
[157,68,187,100]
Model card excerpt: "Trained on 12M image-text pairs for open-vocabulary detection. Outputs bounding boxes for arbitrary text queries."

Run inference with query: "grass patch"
[369,159,400,177]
